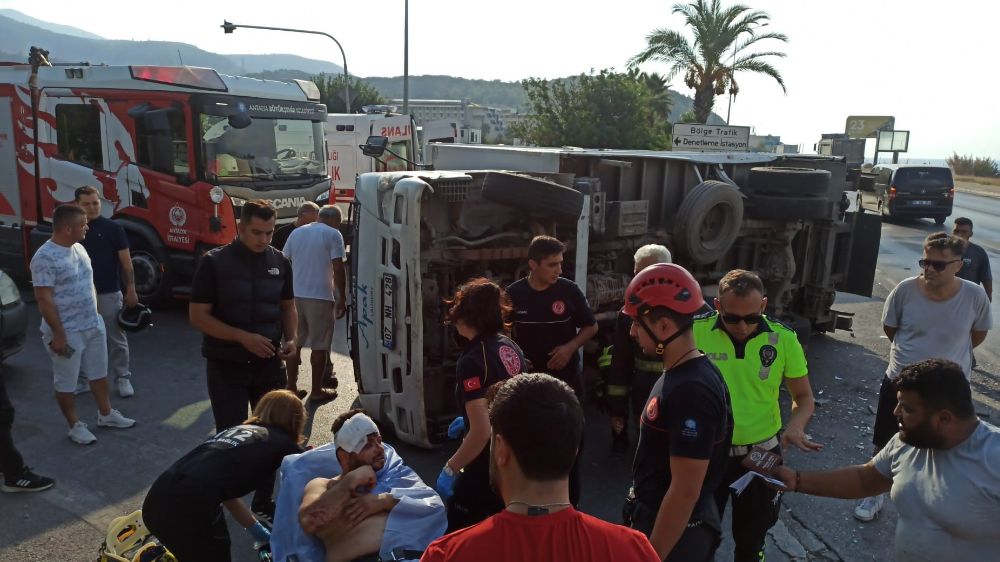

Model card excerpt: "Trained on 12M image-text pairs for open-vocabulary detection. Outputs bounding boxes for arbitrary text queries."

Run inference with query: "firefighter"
[605,244,674,452]
[623,263,733,561]
[693,269,822,562]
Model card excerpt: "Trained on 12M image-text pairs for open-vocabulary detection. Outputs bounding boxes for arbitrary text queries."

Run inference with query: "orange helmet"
[622,263,704,318]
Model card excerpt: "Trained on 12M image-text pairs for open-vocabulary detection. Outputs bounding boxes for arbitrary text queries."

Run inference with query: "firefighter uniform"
[603,311,663,450]
[692,312,808,562]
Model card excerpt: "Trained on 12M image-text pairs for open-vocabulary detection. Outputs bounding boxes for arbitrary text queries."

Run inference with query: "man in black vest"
[190,200,297,432]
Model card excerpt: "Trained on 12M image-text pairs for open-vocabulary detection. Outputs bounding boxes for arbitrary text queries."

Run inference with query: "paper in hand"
[729,471,787,496]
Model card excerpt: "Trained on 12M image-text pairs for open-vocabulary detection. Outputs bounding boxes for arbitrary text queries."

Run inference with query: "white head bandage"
[334,413,380,454]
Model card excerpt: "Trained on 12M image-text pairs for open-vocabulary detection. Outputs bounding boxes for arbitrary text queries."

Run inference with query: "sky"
[1,0,996,159]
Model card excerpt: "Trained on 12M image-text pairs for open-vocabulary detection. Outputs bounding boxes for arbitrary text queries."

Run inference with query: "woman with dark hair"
[142,390,307,561]
[435,277,527,531]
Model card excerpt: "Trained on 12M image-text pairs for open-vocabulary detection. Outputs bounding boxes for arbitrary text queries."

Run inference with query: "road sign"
[845,116,894,139]
[876,130,909,152]
[671,124,750,152]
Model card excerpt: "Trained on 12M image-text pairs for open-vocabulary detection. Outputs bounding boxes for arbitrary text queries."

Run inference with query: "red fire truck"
[0,52,330,303]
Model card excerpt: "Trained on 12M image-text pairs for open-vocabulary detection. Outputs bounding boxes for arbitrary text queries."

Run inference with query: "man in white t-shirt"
[29,205,136,445]
[772,358,1000,562]
[281,205,346,402]
[855,232,992,521]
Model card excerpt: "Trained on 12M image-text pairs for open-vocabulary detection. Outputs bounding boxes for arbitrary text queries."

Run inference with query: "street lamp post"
[222,20,351,112]
[403,0,409,114]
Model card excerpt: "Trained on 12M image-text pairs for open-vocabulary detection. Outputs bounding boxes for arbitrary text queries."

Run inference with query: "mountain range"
[0,10,724,123]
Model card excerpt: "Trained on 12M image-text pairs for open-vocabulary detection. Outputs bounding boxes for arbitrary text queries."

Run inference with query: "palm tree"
[629,0,787,124]
[626,68,674,126]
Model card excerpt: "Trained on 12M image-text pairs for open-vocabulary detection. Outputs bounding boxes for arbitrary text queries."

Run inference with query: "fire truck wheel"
[747,167,831,197]
[480,171,584,218]
[746,194,831,220]
[673,180,744,265]
[130,238,172,307]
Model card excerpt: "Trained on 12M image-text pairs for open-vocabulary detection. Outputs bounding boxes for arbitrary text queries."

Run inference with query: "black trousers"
[713,446,783,562]
[206,357,284,512]
[630,499,721,562]
[446,450,504,532]
[142,476,232,562]
[0,374,25,480]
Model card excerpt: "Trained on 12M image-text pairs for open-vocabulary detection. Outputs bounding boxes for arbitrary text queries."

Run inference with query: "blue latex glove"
[436,468,457,500]
[447,416,466,439]
[246,521,271,543]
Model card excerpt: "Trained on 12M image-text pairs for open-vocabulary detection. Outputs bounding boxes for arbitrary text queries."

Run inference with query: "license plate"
[911,200,932,205]
[381,273,395,350]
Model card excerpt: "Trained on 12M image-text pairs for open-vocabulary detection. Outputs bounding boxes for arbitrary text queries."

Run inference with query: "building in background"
[392,98,523,143]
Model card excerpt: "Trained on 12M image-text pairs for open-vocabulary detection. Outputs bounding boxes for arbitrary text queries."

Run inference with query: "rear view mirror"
[360,135,389,157]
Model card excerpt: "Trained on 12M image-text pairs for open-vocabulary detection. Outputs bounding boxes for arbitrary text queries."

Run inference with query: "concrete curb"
[955,185,1000,199]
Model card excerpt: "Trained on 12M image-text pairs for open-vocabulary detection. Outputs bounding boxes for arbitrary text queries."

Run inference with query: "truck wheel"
[129,236,172,307]
[746,194,831,220]
[747,167,831,197]
[934,215,947,225]
[673,180,744,265]
[480,171,584,218]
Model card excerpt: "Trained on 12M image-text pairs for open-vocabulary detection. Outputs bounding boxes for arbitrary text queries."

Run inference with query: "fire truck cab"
[0,60,329,303]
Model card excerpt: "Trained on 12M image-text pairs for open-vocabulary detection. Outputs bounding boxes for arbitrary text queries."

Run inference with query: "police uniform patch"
[759,345,778,368]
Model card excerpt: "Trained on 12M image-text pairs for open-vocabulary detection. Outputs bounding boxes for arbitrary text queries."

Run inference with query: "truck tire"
[674,180,744,265]
[480,171,584,218]
[747,167,831,197]
[746,194,831,220]
[128,235,172,307]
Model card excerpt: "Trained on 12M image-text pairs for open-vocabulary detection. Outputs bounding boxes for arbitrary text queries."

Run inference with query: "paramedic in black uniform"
[142,390,306,562]
[506,235,597,506]
[622,264,733,562]
[434,278,527,531]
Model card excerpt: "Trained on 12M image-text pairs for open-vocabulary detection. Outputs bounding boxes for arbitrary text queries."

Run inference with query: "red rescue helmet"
[622,263,704,318]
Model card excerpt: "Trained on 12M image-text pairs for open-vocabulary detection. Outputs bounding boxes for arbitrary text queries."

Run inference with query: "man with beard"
[771,359,1000,561]
[277,409,445,562]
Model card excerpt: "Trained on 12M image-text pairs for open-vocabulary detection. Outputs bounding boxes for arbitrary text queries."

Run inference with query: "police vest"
[692,313,808,445]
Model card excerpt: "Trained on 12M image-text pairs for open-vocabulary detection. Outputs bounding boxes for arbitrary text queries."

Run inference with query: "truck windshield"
[200,115,326,183]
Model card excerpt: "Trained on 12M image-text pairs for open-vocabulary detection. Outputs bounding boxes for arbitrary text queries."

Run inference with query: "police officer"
[693,269,821,562]
[189,199,297,519]
[624,263,733,561]
[435,278,526,531]
[606,244,674,452]
[506,235,597,505]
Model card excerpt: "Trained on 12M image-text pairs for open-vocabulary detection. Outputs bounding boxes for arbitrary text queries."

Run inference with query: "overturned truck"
[349,144,881,447]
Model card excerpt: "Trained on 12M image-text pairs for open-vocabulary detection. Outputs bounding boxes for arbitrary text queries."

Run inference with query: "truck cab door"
[37,94,116,219]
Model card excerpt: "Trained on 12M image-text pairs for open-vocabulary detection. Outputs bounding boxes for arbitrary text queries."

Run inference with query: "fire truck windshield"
[200,114,326,183]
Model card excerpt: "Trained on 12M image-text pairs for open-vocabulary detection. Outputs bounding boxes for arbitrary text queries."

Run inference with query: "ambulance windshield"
[200,114,326,183]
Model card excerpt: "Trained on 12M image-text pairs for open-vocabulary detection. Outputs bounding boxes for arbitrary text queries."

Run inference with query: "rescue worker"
[623,263,733,561]
[605,244,674,452]
[507,235,597,506]
[693,269,821,562]
[142,390,306,562]
[435,278,526,531]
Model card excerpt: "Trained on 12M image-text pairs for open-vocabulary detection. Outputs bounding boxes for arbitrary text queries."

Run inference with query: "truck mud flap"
[836,211,881,297]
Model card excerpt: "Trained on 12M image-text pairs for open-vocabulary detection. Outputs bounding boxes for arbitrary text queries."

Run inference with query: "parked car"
[860,164,954,224]
[0,269,27,361]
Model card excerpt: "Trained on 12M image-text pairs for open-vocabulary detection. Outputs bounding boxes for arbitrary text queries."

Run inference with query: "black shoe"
[2,467,55,493]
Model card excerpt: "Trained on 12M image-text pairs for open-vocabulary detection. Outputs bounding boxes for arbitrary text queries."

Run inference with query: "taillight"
[947,187,955,199]
[888,186,897,199]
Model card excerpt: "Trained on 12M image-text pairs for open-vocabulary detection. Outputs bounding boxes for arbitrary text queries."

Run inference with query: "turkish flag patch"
[463,377,482,392]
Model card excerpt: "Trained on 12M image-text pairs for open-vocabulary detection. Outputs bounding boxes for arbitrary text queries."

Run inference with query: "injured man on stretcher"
[270,410,447,562]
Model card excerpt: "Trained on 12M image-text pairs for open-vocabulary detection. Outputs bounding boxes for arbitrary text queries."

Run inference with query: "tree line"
[946,153,999,178]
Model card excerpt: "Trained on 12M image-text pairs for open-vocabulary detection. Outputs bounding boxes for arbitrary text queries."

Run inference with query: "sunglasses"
[918,259,960,272]
[721,313,763,325]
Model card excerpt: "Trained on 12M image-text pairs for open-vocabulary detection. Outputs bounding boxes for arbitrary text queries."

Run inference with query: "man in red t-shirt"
[421,373,658,562]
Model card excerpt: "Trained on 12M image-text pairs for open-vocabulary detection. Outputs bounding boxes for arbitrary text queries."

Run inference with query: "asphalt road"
[1,195,996,561]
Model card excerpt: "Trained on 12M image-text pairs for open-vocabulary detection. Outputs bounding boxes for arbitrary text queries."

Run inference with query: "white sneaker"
[68,422,97,445]
[97,409,136,429]
[853,494,885,522]
[74,380,90,395]
[117,378,134,398]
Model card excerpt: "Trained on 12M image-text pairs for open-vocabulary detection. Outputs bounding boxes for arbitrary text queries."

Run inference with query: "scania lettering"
[0,50,329,304]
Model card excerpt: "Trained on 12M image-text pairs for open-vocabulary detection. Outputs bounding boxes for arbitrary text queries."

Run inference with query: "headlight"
[315,190,330,204]
[0,272,21,306]
[209,186,225,204]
